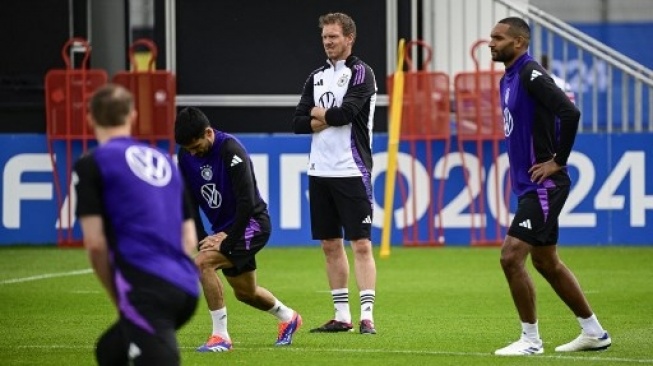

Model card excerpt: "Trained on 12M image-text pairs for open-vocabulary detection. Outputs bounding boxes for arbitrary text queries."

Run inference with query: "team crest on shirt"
[200,165,213,181]
[337,73,350,87]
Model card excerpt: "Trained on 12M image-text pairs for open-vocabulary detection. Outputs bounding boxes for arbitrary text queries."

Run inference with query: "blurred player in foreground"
[74,84,199,365]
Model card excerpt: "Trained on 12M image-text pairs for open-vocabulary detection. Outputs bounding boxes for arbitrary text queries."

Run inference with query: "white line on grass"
[277,347,653,364]
[260,347,653,364]
[13,345,653,364]
[0,269,92,285]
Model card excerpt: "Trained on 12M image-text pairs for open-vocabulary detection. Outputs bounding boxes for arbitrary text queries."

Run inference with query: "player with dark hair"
[489,17,611,355]
[175,106,301,352]
[74,83,199,365]
[292,12,379,335]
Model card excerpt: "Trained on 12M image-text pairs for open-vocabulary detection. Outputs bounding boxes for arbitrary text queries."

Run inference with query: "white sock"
[521,321,540,342]
[267,298,294,322]
[331,288,351,323]
[210,307,230,340]
[360,289,375,322]
[578,314,605,337]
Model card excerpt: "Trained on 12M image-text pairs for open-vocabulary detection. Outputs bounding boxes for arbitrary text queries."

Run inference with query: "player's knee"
[351,239,372,257]
[322,240,345,256]
[499,250,522,271]
[531,256,557,276]
[499,237,527,271]
[499,254,513,270]
[194,253,216,271]
[193,254,205,268]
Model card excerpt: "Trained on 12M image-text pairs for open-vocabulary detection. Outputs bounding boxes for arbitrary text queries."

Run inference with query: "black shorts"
[508,186,570,246]
[308,176,373,241]
[219,213,271,277]
[96,266,198,366]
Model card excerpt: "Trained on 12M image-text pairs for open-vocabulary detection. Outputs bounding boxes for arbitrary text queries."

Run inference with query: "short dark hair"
[498,17,531,41]
[319,12,356,43]
[89,83,134,127]
[174,107,211,145]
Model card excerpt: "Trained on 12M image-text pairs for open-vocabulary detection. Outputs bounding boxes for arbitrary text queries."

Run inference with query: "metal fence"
[511,1,653,133]
[420,0,653,133]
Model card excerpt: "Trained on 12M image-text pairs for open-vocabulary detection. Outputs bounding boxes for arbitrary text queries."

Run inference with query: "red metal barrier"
[453,40,509,246]
[45,38,108,246]
[388,40,450,246]
[112,39,176,153]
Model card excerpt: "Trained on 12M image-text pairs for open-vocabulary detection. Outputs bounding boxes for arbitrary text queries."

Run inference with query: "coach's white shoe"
[495,337,544,356]
[555,332,611,352]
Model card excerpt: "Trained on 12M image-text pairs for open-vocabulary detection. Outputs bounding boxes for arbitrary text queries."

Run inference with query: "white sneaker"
[555,332,611,352]
[495,337,544,356]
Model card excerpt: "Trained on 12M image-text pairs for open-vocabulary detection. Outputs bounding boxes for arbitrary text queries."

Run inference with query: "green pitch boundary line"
[11,345,653,364]
[0,269,92,285]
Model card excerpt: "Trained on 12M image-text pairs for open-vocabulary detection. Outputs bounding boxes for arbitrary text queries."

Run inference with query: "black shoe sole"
[309,328,354,333]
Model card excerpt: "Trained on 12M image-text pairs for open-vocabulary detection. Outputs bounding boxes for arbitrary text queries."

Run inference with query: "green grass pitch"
[0,246,652,365]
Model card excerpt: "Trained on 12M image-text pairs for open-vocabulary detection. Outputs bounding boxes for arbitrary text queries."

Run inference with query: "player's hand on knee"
[198,233,227,251]
[198,237,217,251]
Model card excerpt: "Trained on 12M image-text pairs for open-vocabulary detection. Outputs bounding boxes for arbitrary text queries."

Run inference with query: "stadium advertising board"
[0,133,651,246]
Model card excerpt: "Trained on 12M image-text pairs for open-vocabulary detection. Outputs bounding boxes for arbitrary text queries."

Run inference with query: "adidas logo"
[314,79,324,86]
[519,219,532,230]
[230,155,242,167]
[531,70,542,81]
[362,215,372,224]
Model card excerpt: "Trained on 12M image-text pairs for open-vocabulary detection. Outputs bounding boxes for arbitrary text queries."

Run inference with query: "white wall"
[424,0,529,77]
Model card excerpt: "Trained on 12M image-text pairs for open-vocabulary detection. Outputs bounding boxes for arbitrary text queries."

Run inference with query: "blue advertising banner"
[0,133,651,246]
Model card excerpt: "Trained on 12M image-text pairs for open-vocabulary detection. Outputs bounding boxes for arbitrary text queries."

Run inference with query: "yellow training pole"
[380,39,405,258]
